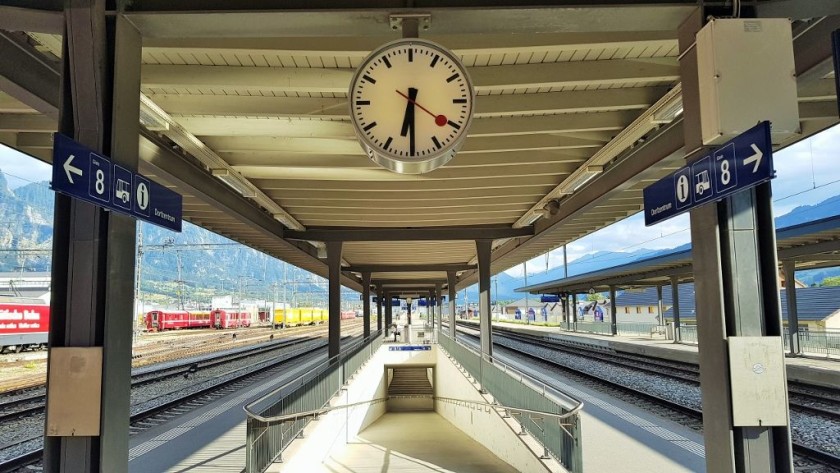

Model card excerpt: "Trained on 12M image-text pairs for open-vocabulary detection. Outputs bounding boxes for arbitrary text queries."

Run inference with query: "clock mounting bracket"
[389,13,431,37]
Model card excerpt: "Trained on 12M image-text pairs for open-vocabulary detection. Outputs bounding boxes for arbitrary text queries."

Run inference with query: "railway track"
[455,324,840,471]
[457,321,840,422]
[0,334,321,424]
[0,332,370,473]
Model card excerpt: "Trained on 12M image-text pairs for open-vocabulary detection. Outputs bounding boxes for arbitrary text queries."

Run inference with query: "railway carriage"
[144,310,212,331]
[273,307,330,327]
[0,298,49,353]
[210,309,252,329]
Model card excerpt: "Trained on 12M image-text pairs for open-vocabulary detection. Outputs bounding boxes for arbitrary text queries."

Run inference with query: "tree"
[820,276,840,287]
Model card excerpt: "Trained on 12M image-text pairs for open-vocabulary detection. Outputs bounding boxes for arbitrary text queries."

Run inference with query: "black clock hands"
[399,87,418,156]
[396,89,448,127]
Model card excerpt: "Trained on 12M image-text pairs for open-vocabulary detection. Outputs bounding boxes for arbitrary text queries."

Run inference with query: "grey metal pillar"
[435,283,442,338]
[429,290,434,329]
[680,11,792,472]
[476,240,492,359]
[362,272,371,339]
[609,286,617,335]
[571,293,578,331]
[657,285,664,326]
[327,241,342,359]
[376,286,383,332]
[44,6,140,473]
[783,261,800,355]
[447,270,457,340]
[385,291,392,336]
[671,276,681,342]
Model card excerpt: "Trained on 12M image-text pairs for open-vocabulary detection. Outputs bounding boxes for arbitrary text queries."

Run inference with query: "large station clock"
[349,38,475,174]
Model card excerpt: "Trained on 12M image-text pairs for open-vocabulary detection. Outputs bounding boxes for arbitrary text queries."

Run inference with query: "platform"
[476,320,840,388]
[271,411,519,473]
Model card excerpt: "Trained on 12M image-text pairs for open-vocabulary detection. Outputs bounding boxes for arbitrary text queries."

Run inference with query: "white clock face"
[349,39,475,174]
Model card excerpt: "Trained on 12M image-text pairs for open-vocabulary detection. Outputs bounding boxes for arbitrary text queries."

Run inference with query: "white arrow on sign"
[63,154,83,184]
[743,144,763,173]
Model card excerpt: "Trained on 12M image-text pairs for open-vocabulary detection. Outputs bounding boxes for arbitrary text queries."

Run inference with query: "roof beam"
[178,113,633,139]
[151,87,666,117]
[0,113,55,132]
[347,264,476,273]
[0,32,59,119]
[141,59,678,94]
[254,175,562,191]
[0,6,63,35]
[286,225,533,242]
[125,5,697,38]
[233,162,579,181]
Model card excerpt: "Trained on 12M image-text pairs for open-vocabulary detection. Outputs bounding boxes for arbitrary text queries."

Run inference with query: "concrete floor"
[279,412,520,473]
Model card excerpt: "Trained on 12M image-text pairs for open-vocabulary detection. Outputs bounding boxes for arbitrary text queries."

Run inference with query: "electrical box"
[728,336,788,427]
[696,19,799,145]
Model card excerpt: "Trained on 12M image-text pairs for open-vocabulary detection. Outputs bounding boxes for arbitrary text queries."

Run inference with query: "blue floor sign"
[643,121,774,226]
[51,134,183,232]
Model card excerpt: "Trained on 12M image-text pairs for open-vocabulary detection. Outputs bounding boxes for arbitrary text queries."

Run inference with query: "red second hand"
[396,89,447,127]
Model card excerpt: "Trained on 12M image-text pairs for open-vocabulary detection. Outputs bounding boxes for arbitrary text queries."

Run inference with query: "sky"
[2,123,840,281]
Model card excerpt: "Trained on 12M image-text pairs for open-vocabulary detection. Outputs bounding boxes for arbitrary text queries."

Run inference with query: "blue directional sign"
[388,345,432,351]
[643,121,773,226]
[540,294,561,303]
[51,134,182,232]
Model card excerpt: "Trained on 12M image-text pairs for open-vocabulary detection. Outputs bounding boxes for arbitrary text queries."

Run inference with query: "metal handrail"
[243,331,379,418]
[245,394,582,441]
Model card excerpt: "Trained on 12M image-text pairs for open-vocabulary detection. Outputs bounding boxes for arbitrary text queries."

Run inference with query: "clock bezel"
[348,38,476,175]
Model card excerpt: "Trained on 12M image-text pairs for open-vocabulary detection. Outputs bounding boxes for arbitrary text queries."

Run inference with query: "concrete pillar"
[327,241,342,359]
[783,261,800,355]
[679,11,792,472]
[671,276,681,341]
[476,240,492,359]
[362,272,371,339]
[447,271,457,340]
[44,7,140,472]
[609,285,617,335]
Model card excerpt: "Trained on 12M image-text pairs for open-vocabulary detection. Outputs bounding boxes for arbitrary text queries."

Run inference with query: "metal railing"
[439,333,584,472]
[784,327,840,357]
[243,330,382,473]
[571,321,613,335]
[616,322,666,337]
[677,325,698,344]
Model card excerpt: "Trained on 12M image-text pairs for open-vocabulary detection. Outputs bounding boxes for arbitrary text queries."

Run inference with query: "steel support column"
[782,261,800,355]
[571,293,578,331]
[671,276,681,341]
[362,272,371,339]
[680,11,792,472]
[376,286,383,331]
[327,241,342,359]
[609,285,617,335]
[447,271,457,340]
[385,291,392,336]
[44,5,140,473]
[428,290,434,332]
[657,285,664,326]
[435,283,442,338]
[476,240,492,359]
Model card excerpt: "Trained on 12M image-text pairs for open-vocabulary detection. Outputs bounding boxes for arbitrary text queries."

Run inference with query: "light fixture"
[556,165,603,195]
[211,169,257,198]
[651,95,684,124]
[523,213,542,225]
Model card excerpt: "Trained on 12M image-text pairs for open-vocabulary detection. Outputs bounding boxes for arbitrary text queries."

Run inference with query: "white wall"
[434,349,561,473]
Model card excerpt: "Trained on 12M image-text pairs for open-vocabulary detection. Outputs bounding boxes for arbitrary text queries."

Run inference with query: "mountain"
[3,167,840,304]
[0,172,53,274]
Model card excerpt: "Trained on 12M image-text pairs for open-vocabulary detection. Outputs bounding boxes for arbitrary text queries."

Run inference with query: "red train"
[340,310,356,320]
[0,299,50,353]
[210,309,252,329]
[144,309,252,331]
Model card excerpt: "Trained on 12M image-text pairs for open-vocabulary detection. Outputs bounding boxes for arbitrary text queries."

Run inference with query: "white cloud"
[0,144,51,189]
